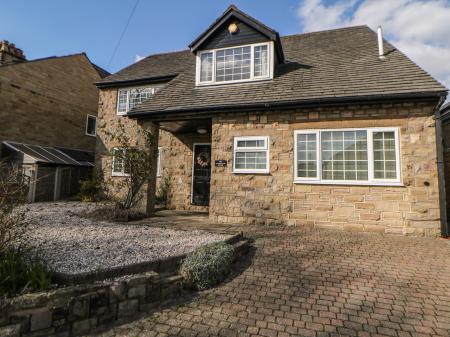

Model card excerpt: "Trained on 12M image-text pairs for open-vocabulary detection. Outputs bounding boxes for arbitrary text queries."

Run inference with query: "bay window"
[233,136,269,174]
[196,42,273,85]
[294,128,401,185]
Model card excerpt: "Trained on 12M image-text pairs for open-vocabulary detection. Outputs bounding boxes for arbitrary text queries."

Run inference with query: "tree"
[0,161,28,252]
[101,120,158,215]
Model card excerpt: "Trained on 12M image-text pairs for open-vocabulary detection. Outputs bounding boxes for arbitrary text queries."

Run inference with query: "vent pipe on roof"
[377,26,386,60]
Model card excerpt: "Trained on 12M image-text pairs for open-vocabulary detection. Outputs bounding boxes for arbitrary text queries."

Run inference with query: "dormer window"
[196,42,273,86]
[117,86,160,115]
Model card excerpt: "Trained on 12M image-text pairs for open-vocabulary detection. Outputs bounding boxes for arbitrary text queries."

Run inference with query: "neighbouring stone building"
[0,40,109,201]
[96,6,449,236]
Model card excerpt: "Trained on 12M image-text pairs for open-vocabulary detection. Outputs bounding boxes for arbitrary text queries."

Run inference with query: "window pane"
[216,46,251,82]
[235,151,267,170]
[129,87,154,110]
[254,45,268,77]
[86,116,96,135]
[118,90,128,113]
[200,52,213,82]
[297,133,317,178]
[237,139,265,148]
[373,131,397,180]
[321,130,368,181]
[113,149,125,173]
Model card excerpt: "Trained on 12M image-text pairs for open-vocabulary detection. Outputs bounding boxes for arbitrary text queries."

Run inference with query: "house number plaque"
[215,160,227,167]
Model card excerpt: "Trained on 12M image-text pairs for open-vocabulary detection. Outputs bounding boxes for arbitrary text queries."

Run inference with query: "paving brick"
[92,227,450,337]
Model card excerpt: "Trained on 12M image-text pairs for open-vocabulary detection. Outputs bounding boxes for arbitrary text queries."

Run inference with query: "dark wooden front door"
[191,144,211,206]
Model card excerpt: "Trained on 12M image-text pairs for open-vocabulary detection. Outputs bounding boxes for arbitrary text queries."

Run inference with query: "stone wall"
[443,121,450,220]
[158,130,210,211]
[0,54,101,152]
[210,101,441,236]
[96,87,209,212]
[0,272,183,337]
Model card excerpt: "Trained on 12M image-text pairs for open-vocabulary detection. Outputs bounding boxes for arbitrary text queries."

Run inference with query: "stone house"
[441,102,450,231]
[0,41,109,201]
[96,6,449,236]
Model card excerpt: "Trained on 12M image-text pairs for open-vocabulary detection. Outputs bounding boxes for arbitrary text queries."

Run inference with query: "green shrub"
[156,171,170,207]
[78,173,101,202]
[0,249,52,297]
[180,242,235,290]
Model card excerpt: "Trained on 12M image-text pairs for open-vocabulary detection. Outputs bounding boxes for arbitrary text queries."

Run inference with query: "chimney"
[377,26,386,60]
[0,40,26,66]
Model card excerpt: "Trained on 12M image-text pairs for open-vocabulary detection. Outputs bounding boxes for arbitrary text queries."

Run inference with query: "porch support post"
[139,120,160,216]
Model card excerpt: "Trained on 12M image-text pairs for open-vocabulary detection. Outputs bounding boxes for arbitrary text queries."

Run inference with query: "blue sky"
[1,0,449,90]
[0,1,300,72]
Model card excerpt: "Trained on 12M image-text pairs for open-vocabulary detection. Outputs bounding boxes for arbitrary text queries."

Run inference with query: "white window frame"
[195,41,274,86]
[233,136,270,174]
[85,115,97,137]
[293,127,402,186]
[112,147,162,178]
[116,86,159,115]
[111,148,129,177]
[157,147,162,177]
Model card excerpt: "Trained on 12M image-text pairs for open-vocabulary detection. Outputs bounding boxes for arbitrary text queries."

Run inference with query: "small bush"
[0,249,52,297]
[78,174,101,202]
[156,171,170,207]
[180,242,235,290]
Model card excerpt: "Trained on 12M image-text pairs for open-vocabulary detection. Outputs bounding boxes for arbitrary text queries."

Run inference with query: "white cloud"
[297,0,450,91]
[135,54,145,63]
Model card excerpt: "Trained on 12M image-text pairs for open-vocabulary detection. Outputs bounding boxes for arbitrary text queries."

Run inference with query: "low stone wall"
[0,271,183,337]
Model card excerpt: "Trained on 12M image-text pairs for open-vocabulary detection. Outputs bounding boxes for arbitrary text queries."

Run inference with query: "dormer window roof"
[190,5,284,86]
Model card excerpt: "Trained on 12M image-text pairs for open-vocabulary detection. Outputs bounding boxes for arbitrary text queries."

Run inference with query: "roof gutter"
[95,74,177,89]
[435,96,449,237]
[128,91,447,120]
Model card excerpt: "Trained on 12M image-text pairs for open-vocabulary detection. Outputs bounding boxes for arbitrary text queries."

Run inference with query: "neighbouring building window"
[233,136,269,174]
[117,86,160,114]
[294,128,401,185]
[112,148,162,177]
[196,42,272,86]
[86,115,97,136]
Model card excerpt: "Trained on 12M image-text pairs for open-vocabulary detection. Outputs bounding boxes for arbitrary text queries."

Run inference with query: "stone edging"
[0,235,250,337]
[53,232,243,285]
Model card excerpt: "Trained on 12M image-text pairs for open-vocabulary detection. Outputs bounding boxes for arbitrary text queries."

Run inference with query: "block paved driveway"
[92,227,450,337]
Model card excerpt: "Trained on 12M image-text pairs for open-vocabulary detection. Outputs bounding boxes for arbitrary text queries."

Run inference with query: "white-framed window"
[196,42,273,86]
[157,147,161,177]
[85,115,97,136]
[112,147,162,177]
[233,136,269,174]
[111,148,129,176]
[116,86,160,115]
[294,127,401,185]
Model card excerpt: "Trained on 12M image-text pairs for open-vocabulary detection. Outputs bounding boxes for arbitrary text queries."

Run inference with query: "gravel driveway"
[19,202,230,275]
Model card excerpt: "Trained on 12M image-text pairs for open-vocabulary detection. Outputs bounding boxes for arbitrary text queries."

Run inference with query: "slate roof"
[98,26,447,116]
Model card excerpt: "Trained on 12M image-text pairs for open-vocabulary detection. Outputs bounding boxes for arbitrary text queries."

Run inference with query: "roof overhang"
[95,74,177,89]
[189,5,285,62]
[128,91,447,121]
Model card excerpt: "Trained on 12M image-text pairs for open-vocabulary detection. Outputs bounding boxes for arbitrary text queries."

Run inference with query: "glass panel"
[200,52,213,82]
[86,116,96,135]
[236,139,265,148]
[297,133,317,178]
[373,131,397,180]
[216,46,251,82]
[321,130,368,181]
[129,87,154,110]
[117,90,128,113]
[254,45,268,77]
[112,149,125,173]
[235,151,267,170]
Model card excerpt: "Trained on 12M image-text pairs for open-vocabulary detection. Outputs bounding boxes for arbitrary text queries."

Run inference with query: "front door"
[191,143,211,206]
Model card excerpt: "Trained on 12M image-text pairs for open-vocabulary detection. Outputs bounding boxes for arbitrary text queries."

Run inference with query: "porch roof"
[2,141,94,167]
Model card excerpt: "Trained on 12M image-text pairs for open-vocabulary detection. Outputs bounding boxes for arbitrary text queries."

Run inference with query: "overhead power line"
[107,0,140,69]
